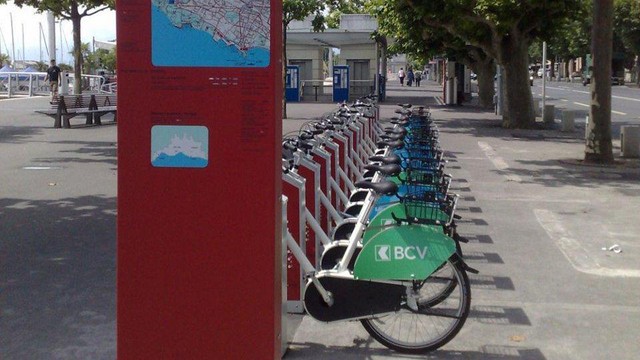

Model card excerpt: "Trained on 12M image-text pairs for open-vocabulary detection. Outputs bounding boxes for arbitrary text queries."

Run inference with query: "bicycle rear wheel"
[360,257,470,354]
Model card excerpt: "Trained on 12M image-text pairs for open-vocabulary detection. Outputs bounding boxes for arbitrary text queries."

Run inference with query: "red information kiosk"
[117,1,283,358]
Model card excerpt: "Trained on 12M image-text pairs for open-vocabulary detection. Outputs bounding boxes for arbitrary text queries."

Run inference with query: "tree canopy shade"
[614,0,640,85]
[2,0,116,94]
[396,0,579,128]
[371,0,496,107]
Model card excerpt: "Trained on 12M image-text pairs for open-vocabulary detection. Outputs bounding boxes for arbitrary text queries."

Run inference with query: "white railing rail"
[0,71,109,98]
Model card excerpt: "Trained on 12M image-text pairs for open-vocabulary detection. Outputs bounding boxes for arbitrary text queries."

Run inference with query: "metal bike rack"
[298,156,323,267]
[280,196,290,354]
[311,147,334,231]
[282,172,306,313]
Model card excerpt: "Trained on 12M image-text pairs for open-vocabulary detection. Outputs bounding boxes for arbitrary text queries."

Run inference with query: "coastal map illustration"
[151,126,209,168]
[151,0,270,67]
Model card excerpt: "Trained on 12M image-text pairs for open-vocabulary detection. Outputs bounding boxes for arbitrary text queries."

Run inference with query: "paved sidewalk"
[2,82,639,359]
[284,82,640,359]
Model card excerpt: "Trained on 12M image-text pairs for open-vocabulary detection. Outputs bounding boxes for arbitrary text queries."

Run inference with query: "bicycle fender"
[366,203,449,241]
[354,225,456,281]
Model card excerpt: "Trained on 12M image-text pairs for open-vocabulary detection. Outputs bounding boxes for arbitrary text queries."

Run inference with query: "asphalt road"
[532,80,640,131]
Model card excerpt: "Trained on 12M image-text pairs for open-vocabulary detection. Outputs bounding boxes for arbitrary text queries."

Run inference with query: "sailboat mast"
[10,13,16,65]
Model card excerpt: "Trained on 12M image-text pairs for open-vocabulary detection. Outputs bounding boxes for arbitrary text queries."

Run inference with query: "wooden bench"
[35,94,117,128]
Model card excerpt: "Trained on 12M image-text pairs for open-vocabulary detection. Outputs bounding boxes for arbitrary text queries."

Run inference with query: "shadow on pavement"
[286,342,546,359]
[500,158,640,192]
[0,126,45,144]
[32,141,118,167]
[0,196,116,360]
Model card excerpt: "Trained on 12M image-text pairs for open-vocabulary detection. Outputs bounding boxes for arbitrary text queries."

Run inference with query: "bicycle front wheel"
[360,258,471,354]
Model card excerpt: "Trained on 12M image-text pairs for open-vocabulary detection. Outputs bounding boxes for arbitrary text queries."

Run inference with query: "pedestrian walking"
[45,59,61,103]
[415,71,422,87]
[398,68,406,86]
[407,68,414,87]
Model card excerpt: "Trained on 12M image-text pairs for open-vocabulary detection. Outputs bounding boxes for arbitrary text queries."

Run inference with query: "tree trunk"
[71,3,82,95]
[500,36,535,128]
[474,59,496,108]
[585,0,614,163]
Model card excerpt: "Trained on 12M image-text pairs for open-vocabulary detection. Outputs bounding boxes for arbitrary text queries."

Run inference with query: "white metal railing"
[101,82,117,94]
[0,71,48,97]
[0,71,109,98]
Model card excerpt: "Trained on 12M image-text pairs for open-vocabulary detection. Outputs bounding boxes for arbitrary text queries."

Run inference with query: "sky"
[0,2,116,64]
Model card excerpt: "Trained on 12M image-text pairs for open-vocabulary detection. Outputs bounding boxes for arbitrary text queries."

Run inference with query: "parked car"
[582,75,625,86]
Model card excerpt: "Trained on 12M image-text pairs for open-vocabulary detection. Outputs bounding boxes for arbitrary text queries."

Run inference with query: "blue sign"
[151,125,209,168]
[285,65,300,102]
[333,66,349,102]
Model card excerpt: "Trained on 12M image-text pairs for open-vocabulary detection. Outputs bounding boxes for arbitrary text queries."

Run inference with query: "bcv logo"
[375,245,429,261]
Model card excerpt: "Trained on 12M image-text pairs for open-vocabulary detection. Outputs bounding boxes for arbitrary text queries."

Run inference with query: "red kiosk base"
[117,1,283,358]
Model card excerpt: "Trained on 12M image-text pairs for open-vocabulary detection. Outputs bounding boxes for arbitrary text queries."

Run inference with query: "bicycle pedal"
[453,214,462,220]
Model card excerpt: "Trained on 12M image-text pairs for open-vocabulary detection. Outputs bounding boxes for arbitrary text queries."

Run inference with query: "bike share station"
[117,1,284,358]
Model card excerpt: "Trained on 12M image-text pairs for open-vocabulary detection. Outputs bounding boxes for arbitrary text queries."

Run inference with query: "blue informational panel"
[285,65,300,102]
[333,65,349,103]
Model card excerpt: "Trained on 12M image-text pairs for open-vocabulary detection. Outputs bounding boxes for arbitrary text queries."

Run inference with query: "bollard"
[533,99,541,116]
[561,110,575,132]
[543,104,555,124]
[585,115,589,139]
[7,74,13,98]
[621,126,640,158]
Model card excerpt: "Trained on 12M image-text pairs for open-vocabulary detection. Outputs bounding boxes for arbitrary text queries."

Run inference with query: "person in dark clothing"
[45,59,62,103]
[415,71,422,87]
[407,68,414,87]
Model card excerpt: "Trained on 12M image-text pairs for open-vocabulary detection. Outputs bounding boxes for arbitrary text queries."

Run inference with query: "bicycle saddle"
[368,154,401,165]
[354,180,398,196]
[363,163,401,177]
[384,127,408,135]
[390,119,409,126]
[379,133,405,141]
[376,139,404,149]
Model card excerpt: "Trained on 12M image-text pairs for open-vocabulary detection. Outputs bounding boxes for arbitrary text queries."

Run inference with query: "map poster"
[151,125,209,168]
[151,0,270,67]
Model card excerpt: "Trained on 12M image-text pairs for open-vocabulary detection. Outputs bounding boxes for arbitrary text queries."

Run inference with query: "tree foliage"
[614,0,640,56]
[614,0,640,84]
[395,0,579,128]
[0,53,10,66]
[325,0,370,28]
[283,0,325,28]
[3,0,116,94]
[370,0,496,107]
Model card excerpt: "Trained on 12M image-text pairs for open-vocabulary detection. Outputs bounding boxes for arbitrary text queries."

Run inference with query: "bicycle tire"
[360,257,470,354]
